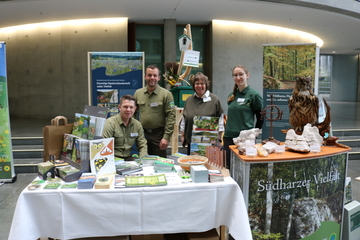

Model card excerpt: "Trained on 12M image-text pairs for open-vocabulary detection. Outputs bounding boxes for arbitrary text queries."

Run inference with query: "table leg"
[170,107,183,154]
[220,225,227,240]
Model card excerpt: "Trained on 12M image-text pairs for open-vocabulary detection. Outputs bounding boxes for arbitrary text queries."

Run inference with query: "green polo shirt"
[102,114,148,158]
[224,86,263,138]
[134,85,176,141]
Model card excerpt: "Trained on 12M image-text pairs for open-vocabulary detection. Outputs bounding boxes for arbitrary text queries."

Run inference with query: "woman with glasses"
[223,65,264,168]
[180,72,224,155]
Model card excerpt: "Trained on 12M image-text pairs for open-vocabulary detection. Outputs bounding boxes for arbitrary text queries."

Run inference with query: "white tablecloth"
[9,173,252,240]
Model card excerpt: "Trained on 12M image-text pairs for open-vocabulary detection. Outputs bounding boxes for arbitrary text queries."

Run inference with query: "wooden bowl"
[177,155,208,172]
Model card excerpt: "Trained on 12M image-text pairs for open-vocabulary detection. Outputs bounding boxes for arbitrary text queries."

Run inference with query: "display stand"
[60,155,90,182]
[230,145,350,240]
[0,42,16,183]
[47,106,109,182]
[170,107,183,154]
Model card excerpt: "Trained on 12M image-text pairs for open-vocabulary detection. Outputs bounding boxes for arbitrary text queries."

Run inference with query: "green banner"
[247,153,346,240]
[0,42,15,182]
[262,43,317,142]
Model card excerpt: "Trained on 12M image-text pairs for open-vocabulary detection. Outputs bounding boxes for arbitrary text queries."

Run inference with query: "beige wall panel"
[1,18,127,120]
[212,20,320,114]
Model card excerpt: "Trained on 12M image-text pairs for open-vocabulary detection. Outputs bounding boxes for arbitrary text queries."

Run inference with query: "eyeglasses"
[195,82,205,86]
[232,73,246,78]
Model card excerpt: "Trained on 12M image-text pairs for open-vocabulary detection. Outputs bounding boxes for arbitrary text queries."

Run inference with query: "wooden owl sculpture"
[288,76,319,133]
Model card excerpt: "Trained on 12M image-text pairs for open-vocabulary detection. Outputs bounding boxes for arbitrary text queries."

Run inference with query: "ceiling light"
[0,18,127,33]
[213,19,323,47]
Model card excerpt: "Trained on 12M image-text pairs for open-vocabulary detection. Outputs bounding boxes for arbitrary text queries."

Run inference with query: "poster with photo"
[232,152,347,240]
[88,52,144,117]
[262,43,319,142]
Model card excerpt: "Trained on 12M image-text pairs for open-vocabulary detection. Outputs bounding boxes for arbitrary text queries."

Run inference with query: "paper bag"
[43,116,73,161]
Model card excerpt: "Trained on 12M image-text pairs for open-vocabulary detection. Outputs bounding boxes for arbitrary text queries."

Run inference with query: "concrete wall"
[1,18,127,120]
[211,20,321,114]
[1,17,357,120]
[164,19,177,63]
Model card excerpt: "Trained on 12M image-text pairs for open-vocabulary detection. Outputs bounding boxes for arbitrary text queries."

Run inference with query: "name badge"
[150,102,158,107]
[130,133,138,137]
[203,97,211,102]
[237,98,245,105]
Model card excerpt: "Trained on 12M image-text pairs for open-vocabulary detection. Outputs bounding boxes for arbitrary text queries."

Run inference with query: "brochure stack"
[190,116,220,156]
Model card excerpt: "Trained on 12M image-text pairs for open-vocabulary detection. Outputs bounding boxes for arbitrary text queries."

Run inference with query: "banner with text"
[262,44,317,142]
[247,153,347,240]
[88,52,144,117]
[0,42,16,182]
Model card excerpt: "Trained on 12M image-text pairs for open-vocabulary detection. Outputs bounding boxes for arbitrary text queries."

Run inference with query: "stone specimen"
[285,123,323,152]
[255,145,268,157]
[233,128,260,154]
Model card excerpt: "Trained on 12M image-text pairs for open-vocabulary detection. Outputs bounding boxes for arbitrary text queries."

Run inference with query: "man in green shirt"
[102,95,148,160]
[134,65,176,158]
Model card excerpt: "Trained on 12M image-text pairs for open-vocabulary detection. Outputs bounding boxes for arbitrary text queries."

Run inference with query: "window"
[136,24,165,84]
[318,55,332,97]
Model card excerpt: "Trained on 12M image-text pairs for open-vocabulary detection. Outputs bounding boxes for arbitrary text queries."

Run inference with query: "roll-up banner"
[0,42,16,183]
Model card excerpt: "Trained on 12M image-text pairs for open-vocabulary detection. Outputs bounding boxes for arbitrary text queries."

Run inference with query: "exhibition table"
[229,145,350,240]
[8,169,252,240]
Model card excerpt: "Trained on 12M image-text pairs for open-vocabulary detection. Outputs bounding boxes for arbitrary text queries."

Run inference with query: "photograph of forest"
[263,44,316,90]
[246,153,347,240]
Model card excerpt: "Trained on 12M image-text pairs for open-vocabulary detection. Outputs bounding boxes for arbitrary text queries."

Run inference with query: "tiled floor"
[1,101,360,240]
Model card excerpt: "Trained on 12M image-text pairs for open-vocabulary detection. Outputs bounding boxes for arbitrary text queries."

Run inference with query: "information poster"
[88,52,144,117]
[249,154,346,240]
[0,42,15,182]
[262,44,318,142]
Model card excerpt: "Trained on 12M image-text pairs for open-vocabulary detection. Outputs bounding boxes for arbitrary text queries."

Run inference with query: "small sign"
[310,144,321,154]
[183,50,200,67]
[182,94,192,101]
[275,145,285,154]
[246,147,257,158]
[179,34,191,51]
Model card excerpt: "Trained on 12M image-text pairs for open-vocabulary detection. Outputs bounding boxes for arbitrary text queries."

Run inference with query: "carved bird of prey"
[288,76,319,133]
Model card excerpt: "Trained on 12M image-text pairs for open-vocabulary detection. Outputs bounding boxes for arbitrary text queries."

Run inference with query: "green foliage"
[247,154,347,236]
[193,116,219,130]
[263,75,281,89]
[263,44,316,89]
[252,231,283,240]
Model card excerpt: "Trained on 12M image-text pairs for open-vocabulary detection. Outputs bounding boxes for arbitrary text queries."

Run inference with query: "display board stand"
[170,107,183,154]
[88,52,144,117]
[230,145,350,240]
[0,42,16,183]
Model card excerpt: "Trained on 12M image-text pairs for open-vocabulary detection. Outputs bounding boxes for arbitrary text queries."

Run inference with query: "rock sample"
[233,128,260,154]
[285,123,323,152]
